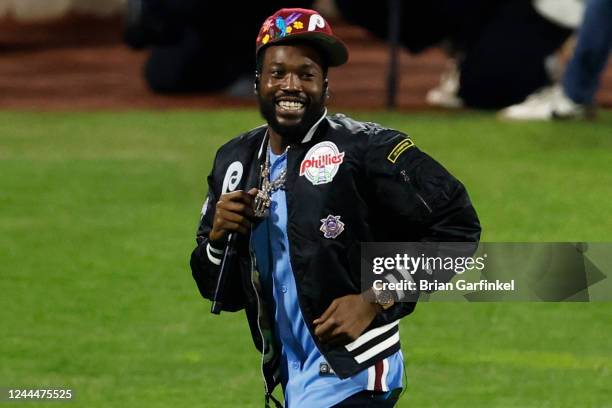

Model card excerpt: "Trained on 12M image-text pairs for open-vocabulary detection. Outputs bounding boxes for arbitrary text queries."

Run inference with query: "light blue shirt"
[252,147,403,407]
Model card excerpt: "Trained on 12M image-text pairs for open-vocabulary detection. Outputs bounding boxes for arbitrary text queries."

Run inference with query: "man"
[499,0,611,120]
[190,8,480,407]
[336,0,574,109]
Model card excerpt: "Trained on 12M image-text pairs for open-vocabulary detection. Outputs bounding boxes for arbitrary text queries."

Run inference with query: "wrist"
[371,286,395,311]
[208,232,226,249]
[371,301,383,315]
[361,289,385,315]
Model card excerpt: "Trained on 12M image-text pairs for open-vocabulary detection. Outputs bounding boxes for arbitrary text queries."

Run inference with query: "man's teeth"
[277,101,304,110]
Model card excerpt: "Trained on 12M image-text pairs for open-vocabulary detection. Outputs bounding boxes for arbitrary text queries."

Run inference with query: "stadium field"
[1,110,611,407]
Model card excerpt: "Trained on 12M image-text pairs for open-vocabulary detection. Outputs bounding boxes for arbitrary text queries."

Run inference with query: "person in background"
[336,0,575,109]
[123,0,313,94]
[499,0,611,120]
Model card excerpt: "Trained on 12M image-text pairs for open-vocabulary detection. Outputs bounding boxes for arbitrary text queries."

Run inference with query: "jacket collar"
[302,108,328,143]
[257,108,328,160]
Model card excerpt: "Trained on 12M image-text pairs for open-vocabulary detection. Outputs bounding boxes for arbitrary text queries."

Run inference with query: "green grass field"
[1,110,611,407]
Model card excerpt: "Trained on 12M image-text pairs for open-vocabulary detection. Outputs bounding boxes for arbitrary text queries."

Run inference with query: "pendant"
[254,189,271,218]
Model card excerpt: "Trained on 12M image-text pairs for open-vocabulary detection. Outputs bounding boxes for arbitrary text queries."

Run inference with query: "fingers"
[214,210,251,234]
[314,316,337,339]
[218,191,255,219]
[313,300,338,340]
[313,300,337,326]
[218,199,255,219]
[314,317,354,345]
[218,190,255,207]
[222,221,249,236]
[313,295,375,345]
[210,190,257,240]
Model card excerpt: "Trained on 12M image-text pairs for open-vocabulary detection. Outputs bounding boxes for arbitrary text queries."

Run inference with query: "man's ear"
[323,78,329,98]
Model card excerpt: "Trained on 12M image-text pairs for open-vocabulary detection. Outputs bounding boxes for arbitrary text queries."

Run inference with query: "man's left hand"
[313,294,381,347]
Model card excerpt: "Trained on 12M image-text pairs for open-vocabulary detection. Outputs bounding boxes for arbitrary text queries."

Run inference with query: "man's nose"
[281,73,302,92]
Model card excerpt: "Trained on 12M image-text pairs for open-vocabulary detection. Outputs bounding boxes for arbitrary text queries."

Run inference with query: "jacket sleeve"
[189,156,246,312]
[365,130,481,323]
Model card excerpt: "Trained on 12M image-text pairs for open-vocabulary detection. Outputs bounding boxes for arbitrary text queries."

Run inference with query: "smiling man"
[190,8,481,408]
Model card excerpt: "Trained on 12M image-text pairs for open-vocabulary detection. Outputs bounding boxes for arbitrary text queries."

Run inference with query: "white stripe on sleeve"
[345,321,399,352]
[206,243,222,266]
[209,245,224,255]
[354,332,400,364]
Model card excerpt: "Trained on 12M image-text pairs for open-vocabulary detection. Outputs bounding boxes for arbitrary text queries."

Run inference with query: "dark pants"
[336,0,503,54]
[458,0,572,108]
[563,0,612,105]
[335,0,572,109]
[331,390,400,408]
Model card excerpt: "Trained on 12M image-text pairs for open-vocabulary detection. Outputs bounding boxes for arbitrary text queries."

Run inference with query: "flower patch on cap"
[257,11,304,45]
[255,8,349,67]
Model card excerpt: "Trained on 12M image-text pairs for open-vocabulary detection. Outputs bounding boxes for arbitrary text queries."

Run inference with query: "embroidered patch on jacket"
[300,141,345,185]
[320,215,345,239]
[222,161,244,193]
[387,138,414,163]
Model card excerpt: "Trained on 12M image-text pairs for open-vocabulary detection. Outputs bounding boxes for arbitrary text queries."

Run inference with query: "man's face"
[257,44,327,142]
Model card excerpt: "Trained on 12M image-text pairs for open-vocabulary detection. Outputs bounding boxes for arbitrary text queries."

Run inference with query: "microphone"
[210,232,239,314]
[209,152,262,314]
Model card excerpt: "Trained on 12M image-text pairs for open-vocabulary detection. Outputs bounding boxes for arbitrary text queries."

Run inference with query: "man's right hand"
[209,188,258,242]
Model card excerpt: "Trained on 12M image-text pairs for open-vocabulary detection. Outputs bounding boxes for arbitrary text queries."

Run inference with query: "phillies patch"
[300,141,345,185]
[320,215,345,239]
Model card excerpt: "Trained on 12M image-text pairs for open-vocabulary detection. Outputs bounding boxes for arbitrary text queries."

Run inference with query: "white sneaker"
[498,85,589,121]
[426,60,464,109]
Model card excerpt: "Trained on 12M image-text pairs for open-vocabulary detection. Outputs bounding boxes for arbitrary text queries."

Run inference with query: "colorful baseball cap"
[256,8,349,67]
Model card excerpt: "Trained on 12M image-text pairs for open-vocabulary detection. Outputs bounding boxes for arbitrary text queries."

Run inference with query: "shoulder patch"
[387,138,414,163]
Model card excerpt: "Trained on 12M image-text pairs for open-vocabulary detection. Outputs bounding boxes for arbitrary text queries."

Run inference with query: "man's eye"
[271,70,284,77]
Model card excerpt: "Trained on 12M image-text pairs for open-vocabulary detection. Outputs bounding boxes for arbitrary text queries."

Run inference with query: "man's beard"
[258,93,325,144]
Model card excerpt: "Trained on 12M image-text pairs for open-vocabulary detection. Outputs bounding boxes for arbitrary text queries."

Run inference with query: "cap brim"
[258,32,349,67]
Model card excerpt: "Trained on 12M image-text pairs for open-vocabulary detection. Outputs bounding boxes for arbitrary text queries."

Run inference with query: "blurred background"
[1,0,610,111]
[1,1,611,407]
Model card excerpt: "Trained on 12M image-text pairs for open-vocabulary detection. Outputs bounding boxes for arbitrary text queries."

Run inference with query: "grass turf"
[1,110,611,407]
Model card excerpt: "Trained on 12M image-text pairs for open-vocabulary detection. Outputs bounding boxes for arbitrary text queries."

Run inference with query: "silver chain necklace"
[254,143,288,218]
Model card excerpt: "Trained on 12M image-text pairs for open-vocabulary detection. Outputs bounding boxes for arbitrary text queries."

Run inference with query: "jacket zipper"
[248,232,270,395]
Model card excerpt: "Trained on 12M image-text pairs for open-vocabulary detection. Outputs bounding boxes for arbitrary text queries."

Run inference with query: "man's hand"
[313,294,382,347]
[209,188,258,242]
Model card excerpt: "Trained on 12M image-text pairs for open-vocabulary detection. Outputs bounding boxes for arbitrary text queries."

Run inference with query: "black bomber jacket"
[190,113,481,398]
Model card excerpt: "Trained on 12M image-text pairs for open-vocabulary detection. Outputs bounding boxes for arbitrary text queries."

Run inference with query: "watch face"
[377,291,393,305]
